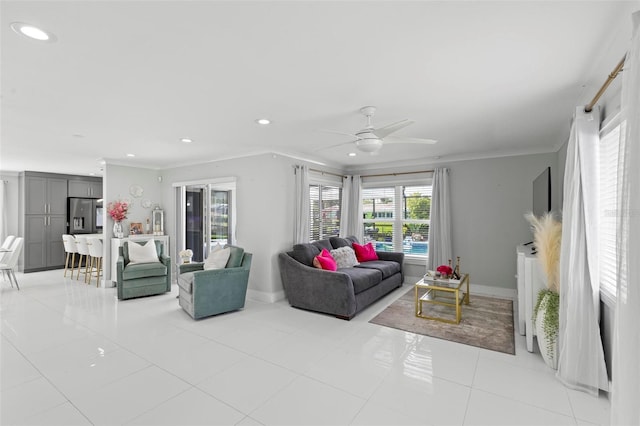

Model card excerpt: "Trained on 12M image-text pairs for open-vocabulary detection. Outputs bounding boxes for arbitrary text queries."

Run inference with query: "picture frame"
[129,222,143,235]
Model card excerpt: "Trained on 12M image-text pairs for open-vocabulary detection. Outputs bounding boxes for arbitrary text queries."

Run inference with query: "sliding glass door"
[174,178,236,262]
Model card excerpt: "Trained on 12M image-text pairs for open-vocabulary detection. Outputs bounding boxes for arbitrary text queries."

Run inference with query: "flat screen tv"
[533,167,551,217]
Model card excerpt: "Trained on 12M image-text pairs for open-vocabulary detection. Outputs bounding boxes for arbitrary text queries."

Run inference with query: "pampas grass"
[525,212,562,293]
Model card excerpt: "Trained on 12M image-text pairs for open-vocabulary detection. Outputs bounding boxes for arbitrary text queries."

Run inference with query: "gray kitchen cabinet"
[68,179,102,198]
[21,172,69,272]
[25,175,67,215]
[23,215,65,270]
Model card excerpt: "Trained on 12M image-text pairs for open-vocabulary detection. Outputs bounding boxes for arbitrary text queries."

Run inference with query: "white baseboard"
[248,288,286,303]
[470,283,517,300]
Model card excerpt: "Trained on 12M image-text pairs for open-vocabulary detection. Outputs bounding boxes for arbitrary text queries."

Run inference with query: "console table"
[110,235,170,284]
[516,244,547,352]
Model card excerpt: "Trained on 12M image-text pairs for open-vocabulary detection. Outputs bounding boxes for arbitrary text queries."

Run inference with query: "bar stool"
[87,238,103,287]
[75,236,91,283]
[62,234,79,278]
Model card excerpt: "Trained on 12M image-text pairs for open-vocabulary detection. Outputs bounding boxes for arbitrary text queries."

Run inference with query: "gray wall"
[354,152,558,294]
[161,153,316,302]
[0,150,563,301]
[103,164,164,282]
[448,153,558,290]
[152,149,562,300]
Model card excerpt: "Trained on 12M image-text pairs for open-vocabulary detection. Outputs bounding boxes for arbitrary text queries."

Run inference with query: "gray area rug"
[370,287,515,355]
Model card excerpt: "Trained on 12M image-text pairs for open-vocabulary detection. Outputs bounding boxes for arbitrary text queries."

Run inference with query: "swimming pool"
[374,241,428,256]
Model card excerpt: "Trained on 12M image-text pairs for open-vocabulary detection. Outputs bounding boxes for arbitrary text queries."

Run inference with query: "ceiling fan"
[321,106,437,154]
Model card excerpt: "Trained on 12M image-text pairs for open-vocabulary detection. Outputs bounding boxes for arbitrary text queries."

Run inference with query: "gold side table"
[414,273,470,324]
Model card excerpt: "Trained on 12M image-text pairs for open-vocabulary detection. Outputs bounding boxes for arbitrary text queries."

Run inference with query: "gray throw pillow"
[330,246,359,269]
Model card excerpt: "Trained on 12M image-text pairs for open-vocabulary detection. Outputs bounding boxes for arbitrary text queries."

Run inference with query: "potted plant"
[526,212,562,369]
[107,200,129,238]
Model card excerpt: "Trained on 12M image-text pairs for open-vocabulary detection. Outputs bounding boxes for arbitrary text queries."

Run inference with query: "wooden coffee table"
[414,273,470,324]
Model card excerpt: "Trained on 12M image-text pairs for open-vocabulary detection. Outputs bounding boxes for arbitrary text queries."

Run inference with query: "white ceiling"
[1,1,638,176]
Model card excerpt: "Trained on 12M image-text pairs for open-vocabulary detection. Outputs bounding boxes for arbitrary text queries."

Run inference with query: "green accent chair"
[178,245,252,319]
[116,241,171,300]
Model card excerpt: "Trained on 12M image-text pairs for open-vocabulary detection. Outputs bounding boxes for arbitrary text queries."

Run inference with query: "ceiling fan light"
[355,139,383,153]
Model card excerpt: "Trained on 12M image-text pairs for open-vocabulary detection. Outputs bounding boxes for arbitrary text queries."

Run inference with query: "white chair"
[62,234,79,278]
[0,235,16,278]
[0,237,24,290]
[87,238,103,287]
[75,236,90,283]
[1,235,15,250]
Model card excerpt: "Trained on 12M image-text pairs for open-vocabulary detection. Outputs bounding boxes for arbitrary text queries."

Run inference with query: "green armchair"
[117,241,171,300]
[178,245,252,319]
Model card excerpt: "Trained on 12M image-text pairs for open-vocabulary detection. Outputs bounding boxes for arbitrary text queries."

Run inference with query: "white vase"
[113,221,124,238]
[535,293,558,370]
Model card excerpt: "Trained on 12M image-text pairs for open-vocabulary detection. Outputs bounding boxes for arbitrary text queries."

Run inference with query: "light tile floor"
[1,270,610,425]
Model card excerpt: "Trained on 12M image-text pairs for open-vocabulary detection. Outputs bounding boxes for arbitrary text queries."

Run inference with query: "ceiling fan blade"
[313,139,358,152]
[373,119,414,138]
[384,136,438,145]
[319,129,360,139]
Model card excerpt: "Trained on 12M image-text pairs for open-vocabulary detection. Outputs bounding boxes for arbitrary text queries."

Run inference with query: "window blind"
[361,185,431,257]
[598,124,620,306]
[309,184,341,242]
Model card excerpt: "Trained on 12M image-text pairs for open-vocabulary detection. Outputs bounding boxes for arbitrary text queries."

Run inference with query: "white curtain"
[0,180,7,242]
[611,11,640,425]
[557,106,608,394]
[293,165,309,244]
[339,175,363,242]
[427,168,452,270]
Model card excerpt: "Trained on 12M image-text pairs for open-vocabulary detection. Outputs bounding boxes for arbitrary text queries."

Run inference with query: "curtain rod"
[309,168,433,179]
[584,55,626,113]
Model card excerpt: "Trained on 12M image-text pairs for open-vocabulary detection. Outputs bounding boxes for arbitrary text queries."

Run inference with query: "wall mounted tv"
[533,167,551,217]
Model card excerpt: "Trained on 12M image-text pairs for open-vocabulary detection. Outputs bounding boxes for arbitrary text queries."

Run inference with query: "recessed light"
[348,152,357,157]
[126,153,135,157]
[255,118,271,125]
[180,138,193,143]
[10,22,56,42]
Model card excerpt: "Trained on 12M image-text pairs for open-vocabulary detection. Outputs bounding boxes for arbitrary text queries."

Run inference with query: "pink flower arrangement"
[107,200,129,222]
[437,264,453,277]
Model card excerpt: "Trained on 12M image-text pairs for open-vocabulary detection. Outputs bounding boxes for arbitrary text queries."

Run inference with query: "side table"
[414,273,470,324]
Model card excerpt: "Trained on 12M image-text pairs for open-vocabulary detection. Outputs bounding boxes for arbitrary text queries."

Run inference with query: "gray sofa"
[278,236,404,320]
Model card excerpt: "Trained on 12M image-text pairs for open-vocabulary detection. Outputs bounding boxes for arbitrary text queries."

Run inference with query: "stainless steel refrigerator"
[67,198,103,234]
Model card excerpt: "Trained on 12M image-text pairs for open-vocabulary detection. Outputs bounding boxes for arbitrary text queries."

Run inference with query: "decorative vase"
[535,292,559,370]
[181,256,191,264]
[113,221,124,238]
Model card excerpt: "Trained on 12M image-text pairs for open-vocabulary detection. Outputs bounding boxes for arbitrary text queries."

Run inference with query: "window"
[598,121,623,306]
[211,189,230,246]
[309,184,341,241]
[174,177,236,263]
[362,184,431,257]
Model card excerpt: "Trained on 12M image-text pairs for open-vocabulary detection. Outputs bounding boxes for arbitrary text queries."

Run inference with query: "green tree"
[406,193,431,220]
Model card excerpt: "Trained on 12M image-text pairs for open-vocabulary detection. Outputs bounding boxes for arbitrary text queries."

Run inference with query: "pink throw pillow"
[313,248,337,271]
[352,242,378,262]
